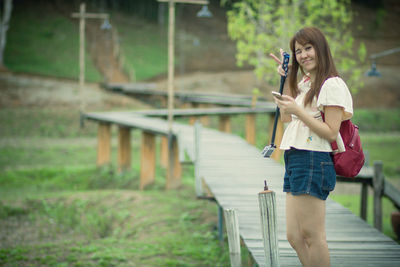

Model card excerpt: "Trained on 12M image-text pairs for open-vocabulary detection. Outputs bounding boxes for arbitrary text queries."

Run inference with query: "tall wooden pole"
[79,3,86,114]
[167,1,175,133]
[158,0,209,133]
[71,3,110,118]
[158,0,209,182]
[194,121,203,196]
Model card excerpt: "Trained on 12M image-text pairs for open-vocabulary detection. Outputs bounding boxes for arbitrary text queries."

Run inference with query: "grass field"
[5,5,102,82]
[4,4,168,83]
[0,111,233,266]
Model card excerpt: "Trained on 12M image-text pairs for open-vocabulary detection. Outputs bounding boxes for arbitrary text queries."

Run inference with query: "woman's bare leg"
[286,193,310,266]
[286,193,330,267]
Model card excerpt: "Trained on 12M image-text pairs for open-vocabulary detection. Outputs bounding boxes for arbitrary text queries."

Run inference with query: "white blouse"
[279,76,353,152]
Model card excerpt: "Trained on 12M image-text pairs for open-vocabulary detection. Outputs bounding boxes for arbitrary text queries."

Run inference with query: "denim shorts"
[283,148,336,200]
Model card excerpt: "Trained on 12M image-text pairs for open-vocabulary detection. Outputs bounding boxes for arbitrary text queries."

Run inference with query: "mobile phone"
[271,91,283,100]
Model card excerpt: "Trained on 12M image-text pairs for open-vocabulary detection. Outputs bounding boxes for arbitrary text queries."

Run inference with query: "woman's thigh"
[286,193,326,239]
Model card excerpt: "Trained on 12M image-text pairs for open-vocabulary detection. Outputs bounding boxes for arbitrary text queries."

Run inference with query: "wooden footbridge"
[83,103,400,266]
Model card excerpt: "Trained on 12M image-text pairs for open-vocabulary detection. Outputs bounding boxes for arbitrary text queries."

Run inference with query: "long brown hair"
[288,27,339,106]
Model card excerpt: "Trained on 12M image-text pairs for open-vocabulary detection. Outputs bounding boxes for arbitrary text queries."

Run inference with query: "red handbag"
[322,113,365,178]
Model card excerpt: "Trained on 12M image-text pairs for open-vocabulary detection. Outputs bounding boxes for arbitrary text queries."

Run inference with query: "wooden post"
[258,187,280,267]
[177,131,185,163]
[166,0,175,133]
[360,183,368,221]
[188,102,197,125]
[360,151,370,221]
[71,4,110,115]
[140,131,156,190]
[373,161,384,231]
[194,121,203,196]
[245,114,256,145]
[251,90,259,107]
[245,89,259,144]
[97,123,111,166]
[219,115,231,133]
[160,136,168,168]
[158,0,208,186]
[218,205,224,242]
[117,126,131,172]
[78,3,85,114]
[166,134,182,189]
[199,103,210,126]
[268,113,284,161]
[224,209,242,267]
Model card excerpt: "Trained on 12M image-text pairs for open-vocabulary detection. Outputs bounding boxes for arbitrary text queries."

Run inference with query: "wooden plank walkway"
[83,111,400,266]
[135,106,276,117]
[173,120,400,266]
[103,82,271,107]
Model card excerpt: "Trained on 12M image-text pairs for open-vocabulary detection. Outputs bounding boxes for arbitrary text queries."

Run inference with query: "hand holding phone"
[271,91,283,100]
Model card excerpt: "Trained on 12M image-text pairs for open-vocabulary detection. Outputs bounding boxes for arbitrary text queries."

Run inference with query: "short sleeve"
[317,77,353,120]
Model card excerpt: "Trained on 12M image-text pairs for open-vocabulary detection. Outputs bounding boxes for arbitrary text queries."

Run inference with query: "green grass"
[360,133,400,177]
[4,4,168,83]
[0,187,230,266]
[0,108,97,138]
[113,14,169,81]
[352,108,400,132]
[0,154,233,266]
[5,5,102,82]
[0,107,236,266]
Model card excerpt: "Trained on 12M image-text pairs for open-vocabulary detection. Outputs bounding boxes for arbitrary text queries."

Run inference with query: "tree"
[0,0,13,70]
[222,0,366,91]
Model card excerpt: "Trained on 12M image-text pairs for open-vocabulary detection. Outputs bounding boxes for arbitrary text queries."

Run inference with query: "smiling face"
[294,42,317,75]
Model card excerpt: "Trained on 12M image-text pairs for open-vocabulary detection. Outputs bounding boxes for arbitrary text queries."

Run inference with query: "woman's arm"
[276,95,342,142]
[278,83,293,123]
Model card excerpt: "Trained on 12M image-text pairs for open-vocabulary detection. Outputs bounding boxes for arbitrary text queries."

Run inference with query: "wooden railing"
[83,106,285,190]
[337,161,400,231]
[83,113,182,190]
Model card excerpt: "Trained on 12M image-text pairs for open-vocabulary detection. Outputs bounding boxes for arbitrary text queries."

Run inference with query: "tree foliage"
[222,0,366,91]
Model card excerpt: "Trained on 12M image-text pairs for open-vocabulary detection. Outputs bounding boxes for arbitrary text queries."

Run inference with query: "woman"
[271,27,353,267]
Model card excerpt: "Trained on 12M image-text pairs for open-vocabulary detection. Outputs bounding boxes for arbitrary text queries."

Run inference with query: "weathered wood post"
[245,90,258,145]
[97,123,111,166]
[166,134,182,189]
[199,103,210,126]
[258,181,280,267]
[218,205,224,242]
[360,182,368,221]
[160,136,168,168]
[140,131,156,190]
[224,209,242,267]
[373,161,384,231]
[117,126,131,172]
[360,151,370,221]
[219,115,231,133]
[245,114,256,145]
[194,121,204,197]
[189,103,198,125]
[71,4,109,117]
